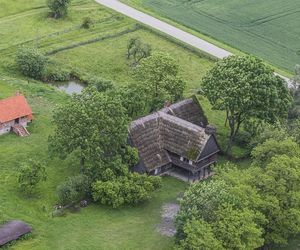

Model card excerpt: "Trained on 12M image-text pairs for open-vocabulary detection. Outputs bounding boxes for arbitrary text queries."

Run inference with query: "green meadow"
[0,1,209,249]
[122,0,300,73]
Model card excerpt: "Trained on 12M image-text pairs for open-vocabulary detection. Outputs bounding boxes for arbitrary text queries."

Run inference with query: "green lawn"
[121,0,300,73]
[0,79,187,250]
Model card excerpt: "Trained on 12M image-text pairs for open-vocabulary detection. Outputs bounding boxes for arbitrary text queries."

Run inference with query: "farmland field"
[122,0,300,73]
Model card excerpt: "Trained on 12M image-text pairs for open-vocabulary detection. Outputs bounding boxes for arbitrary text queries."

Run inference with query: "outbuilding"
[0,220,32,246]
[0,93,33,136]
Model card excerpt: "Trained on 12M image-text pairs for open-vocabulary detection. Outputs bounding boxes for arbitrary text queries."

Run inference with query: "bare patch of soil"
[157,203,180,237]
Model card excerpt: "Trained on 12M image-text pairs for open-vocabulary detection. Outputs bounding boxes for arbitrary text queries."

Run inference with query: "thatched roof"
[129,98,211,172]
[160,97,208,127]
[0,220,32,246]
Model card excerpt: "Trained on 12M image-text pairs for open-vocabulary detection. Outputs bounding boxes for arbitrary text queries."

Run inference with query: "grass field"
[1,0,295,249]
[0,78,188,250]
[122,0,300,73]
[0,1,210,249]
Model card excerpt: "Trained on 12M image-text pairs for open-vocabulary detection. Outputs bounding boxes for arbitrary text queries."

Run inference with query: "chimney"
[205,124,217,135]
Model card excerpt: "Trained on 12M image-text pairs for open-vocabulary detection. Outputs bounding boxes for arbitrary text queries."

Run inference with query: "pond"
[49,80,86,95]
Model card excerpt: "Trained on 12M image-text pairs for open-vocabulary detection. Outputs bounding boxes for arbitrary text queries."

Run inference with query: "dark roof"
[0,220,32,246]
[0,94,33,123]
[160,97,208,127]
[129,98,213,172]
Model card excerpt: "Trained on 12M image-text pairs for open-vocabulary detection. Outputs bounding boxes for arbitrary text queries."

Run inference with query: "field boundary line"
[94,0,294,87]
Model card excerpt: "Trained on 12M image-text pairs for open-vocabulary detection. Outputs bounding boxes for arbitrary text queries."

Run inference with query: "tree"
[251,138,300,166]
[249,124,290,149]
[249,156,300,246]
[18,160,47,194]
[116,83,150,119]
[213,204,264,250]
[16,46,47,79]
[288,118,300,144]
[134,52,186,111]
[202,56,292,153]
[289,65,300,119]
[176,164,266,250]
[177,219,224,250]
[127,37,152,65]
[48,86,130,173]
[47,0,71,19]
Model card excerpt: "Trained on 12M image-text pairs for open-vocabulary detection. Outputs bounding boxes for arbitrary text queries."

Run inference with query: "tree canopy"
[134,52,186,111]
[47,0,71,19]
[176,134,300,249]
[202,55,292,152]
[49,86,130,173]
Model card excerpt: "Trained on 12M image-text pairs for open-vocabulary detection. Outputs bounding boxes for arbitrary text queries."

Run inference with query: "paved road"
[95,0,231,59]
[95,0,293,86]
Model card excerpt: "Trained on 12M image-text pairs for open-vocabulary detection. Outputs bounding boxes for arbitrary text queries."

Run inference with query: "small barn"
[129,98,220,182]
[0,220,32,246]
[0,93,33,136]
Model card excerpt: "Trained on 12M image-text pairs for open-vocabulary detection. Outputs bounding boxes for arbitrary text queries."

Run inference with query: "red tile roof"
[0,94,33,123]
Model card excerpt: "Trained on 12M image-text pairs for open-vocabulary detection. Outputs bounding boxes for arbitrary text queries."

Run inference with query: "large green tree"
[202,56,292,152]
[249,156,300,246]
[176,175,265,249]
[49,86,130,173]
[134,52,186,111]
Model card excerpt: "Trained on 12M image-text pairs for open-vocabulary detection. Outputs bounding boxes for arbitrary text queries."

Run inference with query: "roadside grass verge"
[119,0,294,77]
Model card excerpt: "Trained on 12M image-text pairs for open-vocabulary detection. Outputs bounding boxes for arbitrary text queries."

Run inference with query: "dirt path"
[157,203,180,237]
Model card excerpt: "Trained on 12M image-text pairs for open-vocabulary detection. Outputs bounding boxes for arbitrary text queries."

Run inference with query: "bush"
[92,173,162,208]
[43,67,70,82]
[87,77,114,92]
[81,17,93,29]
[57,175,90,205]
[16,47,47,79]
[47,0,71,19]
[18,160,47,195]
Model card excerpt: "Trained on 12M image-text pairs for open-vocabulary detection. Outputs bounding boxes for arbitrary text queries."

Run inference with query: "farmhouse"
[129,98,220,182]
[0,93,33,136]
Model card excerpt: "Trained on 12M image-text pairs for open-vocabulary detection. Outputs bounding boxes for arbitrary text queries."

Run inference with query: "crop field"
[124,0,300,72]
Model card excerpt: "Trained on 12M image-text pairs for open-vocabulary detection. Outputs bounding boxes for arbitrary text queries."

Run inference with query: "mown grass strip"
[46,25,141,55]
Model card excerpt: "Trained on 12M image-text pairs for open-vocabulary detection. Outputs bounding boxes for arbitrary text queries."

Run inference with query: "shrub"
[43,67,70,82]
[18,160,47,195]
[92,173,162,208]
[81,17,93,29]
[87,77,114,92]
[57,175,90,205]
[47,0,71,19]
[16,47,47,79]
